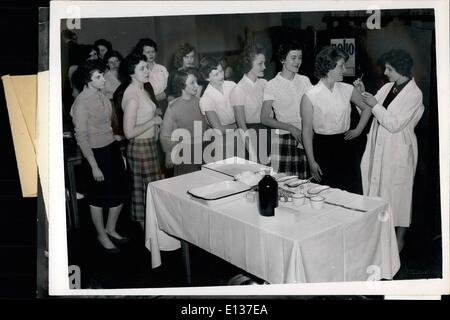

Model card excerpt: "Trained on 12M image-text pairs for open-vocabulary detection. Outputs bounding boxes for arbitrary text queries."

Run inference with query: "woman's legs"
[396,226,408,253]
[105,203,125,239]
[90,205,116,249]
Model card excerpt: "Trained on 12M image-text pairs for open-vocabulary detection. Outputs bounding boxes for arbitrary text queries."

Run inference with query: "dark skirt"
[83,141,128,208]
[172,140,208,176]
[313,133,362,194]
[242,123,272,165]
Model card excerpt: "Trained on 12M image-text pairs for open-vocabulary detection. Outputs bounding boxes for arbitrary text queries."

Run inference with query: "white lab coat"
[361,79,424,227]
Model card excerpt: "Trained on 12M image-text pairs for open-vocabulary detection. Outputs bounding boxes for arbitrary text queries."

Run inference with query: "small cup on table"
[310,196,325,210]
[292,193,306,206]
[246,190,257,203]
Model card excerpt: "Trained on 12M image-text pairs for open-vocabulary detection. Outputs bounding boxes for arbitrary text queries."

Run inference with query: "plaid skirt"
[272,134,309,178]
[127,137,165,222]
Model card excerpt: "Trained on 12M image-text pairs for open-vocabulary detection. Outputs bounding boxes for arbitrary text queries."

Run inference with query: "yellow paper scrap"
[2,74,37,197]
[11,75,37,150]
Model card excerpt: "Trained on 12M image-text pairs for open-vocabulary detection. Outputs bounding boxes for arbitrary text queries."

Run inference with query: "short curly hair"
[133,38,158,55]
[118,53,147,84]
[172,68,199,97]
[103,50,123,64]
[239,43,266,74]
[73,60,106,92]
[173,43,196,69]
[94,39,112,53]
[199,56,221,81]
[314,46,349,79]
[378,49,413,77]
[278,40,304,63]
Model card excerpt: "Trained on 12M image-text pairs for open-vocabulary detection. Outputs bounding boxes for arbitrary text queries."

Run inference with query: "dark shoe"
[96,238,120,254]
[106,232,130,245]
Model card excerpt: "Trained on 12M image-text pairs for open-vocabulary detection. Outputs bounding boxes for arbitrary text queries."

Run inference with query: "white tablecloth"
[145,171,400,283]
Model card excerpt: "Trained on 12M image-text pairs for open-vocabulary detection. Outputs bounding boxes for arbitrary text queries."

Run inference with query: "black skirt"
[83,141,129,208]
[313,133,362,194]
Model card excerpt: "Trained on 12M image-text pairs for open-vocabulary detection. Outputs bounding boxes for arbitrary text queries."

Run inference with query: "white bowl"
[292,193,306,206]
[310,195,325,209]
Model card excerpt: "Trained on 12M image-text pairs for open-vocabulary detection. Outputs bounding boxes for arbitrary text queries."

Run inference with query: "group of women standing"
[69,33,424,254]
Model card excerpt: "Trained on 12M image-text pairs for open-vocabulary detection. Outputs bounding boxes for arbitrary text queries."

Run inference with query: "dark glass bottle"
[257,169,278,217]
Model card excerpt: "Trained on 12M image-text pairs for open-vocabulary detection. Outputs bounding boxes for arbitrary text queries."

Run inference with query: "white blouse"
[305,80,353,134]
[230,75,267,124]
[148,63,169,96]
[263,73,312,132]
[199,80,236,126]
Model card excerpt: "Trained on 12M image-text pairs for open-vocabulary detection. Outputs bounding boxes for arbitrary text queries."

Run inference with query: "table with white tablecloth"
[145,171,400,284]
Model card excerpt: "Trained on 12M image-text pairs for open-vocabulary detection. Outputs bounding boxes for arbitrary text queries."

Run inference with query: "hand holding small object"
[361,92,378,107]
[353,73,365,92]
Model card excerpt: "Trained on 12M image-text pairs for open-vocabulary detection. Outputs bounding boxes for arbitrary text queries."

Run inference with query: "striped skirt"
[272,134,309,179]
[126,137,165,222]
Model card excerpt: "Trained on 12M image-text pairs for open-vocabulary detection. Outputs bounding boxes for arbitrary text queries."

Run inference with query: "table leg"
[181,240,192,286]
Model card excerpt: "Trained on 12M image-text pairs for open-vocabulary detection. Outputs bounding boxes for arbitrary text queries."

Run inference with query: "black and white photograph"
[48,0,449,296]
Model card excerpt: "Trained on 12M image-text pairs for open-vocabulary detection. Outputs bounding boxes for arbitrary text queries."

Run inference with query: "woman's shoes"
[96,238,120,254]
[106,232,130,246]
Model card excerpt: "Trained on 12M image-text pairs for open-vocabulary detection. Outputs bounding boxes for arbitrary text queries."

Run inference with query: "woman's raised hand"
[353,78,365,93]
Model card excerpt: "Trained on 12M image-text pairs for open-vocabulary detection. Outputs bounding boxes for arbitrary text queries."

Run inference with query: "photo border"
[48,0,450,296]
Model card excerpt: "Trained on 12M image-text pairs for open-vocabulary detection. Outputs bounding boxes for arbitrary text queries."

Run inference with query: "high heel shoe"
[106,232,130,246]
[96,238,120,254]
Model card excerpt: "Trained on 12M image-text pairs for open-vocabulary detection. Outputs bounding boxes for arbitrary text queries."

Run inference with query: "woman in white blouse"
[301,46,371,193]
[133,38,169,113]
[102,50,122,100]
[231,43,268,163]
[261,40,312,177]
[199,56,237,160]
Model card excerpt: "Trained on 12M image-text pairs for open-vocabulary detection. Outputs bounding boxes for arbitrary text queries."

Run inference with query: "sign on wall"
[330,38,355,77]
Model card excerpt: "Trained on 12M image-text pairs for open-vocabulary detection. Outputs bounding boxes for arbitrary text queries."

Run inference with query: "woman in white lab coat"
[356,49,424,252]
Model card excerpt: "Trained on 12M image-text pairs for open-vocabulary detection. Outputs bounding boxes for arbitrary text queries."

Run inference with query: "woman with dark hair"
[230,43,268,163]
[199,56,238,160]
[160,68,209,175]
[261,40,312,177]
[356,49,424,252]
[301,46,372,193]
[103,50,123,100]
[199,56,237,132]
[120,53,164,229]
[70,60,128,254]
[94,38,113,60]
[70,45,100,98]
[167,43,203,102]
[133,38,169,111]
